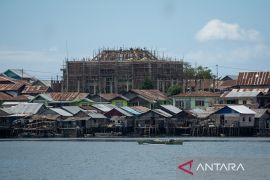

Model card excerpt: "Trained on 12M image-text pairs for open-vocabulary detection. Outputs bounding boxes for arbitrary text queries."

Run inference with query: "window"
[175,100,184,108]
[243,100,247,104]
[195,100,205,106]
[249,117,252,122]
[227,99,237,104]
[243,117,246,122]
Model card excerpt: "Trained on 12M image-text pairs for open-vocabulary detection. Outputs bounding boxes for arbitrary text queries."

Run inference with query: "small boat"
[137,139,183,145]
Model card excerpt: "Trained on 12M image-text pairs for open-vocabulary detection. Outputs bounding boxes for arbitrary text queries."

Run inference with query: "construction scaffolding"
[62,48,183,94]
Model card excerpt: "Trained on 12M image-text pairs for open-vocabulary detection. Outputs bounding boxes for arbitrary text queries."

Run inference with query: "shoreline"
[1,137,270,142]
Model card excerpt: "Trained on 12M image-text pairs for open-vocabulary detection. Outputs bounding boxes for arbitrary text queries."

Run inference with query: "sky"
[0,0,270,79]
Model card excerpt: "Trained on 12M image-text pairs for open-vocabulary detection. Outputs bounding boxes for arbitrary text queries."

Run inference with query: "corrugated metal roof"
[6,69,33,79]
[88,112,107,119]
[1,102,24,107]
[237,72,270,86]
[98,93,129,101]
[38,80,51,87]
[22,85,50,94]
[49,108,73,117]
[37,94,54,101]
[0,92,13,100]
[252,109,269,118]
[224,88,269,98]
[152,109,172,118]
[61,106,84,115]
[0,76,16,83]
[91,104,115,112]
[0,83,24,91]
[131,89,167,102]
[3,103,44,115]
[160,105,182,114]
[34,92,89,102]
[227,105,256,114]
[175,91,220,97]
[189,108,216,118]
[121,106,142,115]
[49,92,89,101]
[113,107,133,117]
[130,106,150,113]
[10,95,30,101]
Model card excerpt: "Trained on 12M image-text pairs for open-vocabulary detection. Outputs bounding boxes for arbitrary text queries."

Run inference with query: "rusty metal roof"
[0,92,30,101]
[237,72,270,86]
[98,93,129,101]
[48,92,89,101]
[0,76,16,83]
[22,85,50,94]
[175,91,220,97]
[0,83,25,91]
[130,106,150,113]
[131,89,168,101]
[11,95,30,101]
[0,92,13,100]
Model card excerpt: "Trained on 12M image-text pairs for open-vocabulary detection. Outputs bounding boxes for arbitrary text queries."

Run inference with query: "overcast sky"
[0,0,270,79]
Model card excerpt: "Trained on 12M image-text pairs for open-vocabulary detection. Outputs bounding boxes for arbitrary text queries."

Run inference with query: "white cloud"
[187,44,270,63]
[196,19,260,42]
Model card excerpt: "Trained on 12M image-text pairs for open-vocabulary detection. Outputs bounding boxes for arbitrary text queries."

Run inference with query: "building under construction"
[62,48,183,94]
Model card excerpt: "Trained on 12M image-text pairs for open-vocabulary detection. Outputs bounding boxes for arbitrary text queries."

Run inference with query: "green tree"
[183,62,214,79]
[141,78,154,89]
[183,62,196,79]
[196,66,215,79]
[167,84,182,96]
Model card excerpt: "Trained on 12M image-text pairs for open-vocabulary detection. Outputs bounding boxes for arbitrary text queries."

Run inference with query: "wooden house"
[252,109,270,135]
[90,93,129,107]
[135,109,172,136]
[160,105,198,127]
[212,105,256,127]
[31,92,89,107]
[104,107,134,133]
[123,89,169,109]
[0,108,13,137]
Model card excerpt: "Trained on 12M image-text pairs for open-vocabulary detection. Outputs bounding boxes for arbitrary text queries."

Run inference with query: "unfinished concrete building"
[62,48,183,94]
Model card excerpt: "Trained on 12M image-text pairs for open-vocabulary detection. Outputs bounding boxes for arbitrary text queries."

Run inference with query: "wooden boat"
[137,139,183,145]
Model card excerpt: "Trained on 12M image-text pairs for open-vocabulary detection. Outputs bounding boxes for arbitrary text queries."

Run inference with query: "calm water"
[0,138,270,180]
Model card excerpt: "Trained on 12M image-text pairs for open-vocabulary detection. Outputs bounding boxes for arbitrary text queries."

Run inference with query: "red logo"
[178,160,194,175]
